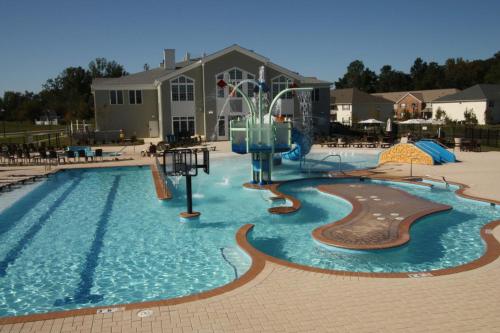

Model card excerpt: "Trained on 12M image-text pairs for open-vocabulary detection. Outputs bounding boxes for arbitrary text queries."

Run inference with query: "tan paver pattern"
[313,183,451,249]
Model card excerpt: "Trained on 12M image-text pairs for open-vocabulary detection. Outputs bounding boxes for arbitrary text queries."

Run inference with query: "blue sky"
[1,0,499,94]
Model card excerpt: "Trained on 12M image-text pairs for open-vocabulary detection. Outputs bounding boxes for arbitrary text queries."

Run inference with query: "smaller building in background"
[330,88,393,126]
[35,110,59,125]
[431,84,500,125]
[372,88,459,120]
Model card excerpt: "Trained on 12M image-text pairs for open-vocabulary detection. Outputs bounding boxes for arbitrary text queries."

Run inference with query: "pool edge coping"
[1,171,499,324]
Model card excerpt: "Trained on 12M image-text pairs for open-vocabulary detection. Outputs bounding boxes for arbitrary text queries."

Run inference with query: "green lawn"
[0,121,66,134]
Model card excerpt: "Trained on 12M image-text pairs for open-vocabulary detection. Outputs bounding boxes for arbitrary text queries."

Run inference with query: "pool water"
[0,151,498,317]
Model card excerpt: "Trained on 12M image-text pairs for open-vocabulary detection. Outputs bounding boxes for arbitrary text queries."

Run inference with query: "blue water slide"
[282,128,312,161]
[418,140,456,163]
[415,140,456,164]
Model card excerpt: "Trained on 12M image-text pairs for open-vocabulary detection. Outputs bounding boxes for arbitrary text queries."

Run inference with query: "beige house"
[330,88,393,126]
[91,45,331,140]
[431,84,500,124]
[372,89,459,120]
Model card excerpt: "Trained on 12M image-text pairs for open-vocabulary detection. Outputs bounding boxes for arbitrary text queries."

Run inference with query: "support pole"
[186,174,193,214]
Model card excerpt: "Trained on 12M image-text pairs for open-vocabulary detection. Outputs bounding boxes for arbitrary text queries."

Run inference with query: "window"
[400,103,406,108]
[218,116,225,136]
[342,104,350,110]
[312,88,320,102]
[272,76,292,99]
[216,68,255,99]
[247,73,255,97]
[109,90,123,105]
[173,116,195,137]
[171,76,194,101]
[129,90,142,104]
[228,68,243,97]
[216,74,225,98]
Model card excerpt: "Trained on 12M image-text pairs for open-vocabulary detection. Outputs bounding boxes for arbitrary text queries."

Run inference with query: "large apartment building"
[91,45,331,140]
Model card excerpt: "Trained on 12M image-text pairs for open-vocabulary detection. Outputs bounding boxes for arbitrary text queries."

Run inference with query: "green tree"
[88,58,128,78]
[484,52,500,84]
[377,65,413,92]
[335,60,378,93]
[463,108,478,124]
[42,67,93,120]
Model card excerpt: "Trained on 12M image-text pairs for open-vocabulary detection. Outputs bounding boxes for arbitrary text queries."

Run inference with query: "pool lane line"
[219,247,239,279]
[0,172,67,238]
[54,175,121,306]
[0,174,84,277]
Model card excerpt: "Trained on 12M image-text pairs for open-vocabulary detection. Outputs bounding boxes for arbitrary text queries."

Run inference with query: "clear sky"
[1,0,499,94]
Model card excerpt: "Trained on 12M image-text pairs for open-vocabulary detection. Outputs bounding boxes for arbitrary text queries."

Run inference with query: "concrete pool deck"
[1,144,500,332]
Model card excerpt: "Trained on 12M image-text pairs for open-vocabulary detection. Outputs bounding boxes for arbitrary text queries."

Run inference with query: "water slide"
[415,140,456,164]
[282,128,312,161]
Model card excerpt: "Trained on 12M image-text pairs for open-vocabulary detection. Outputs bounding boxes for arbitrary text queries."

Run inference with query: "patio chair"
[65,150,76,163]
[95,149,103,161]
[34,150,48,165]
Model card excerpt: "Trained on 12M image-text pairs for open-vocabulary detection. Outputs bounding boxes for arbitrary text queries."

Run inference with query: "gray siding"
[202,51,266,139]
[94,89,158,138]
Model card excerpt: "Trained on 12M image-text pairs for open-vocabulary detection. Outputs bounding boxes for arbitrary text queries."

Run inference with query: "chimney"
[184,52,191,62]
[163,49,175,70]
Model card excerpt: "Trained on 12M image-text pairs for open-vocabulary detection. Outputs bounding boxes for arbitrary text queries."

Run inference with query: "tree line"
[335,51,500,93]
[0,58,128,123]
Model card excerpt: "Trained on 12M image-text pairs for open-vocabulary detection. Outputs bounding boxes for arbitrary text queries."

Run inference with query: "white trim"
[169,74,196,134]
[92,84,156,91]
[157,83,164,139]
[202,62,207,137]
[432,98,488,103]
[215,67,256,99]
[109,90,124,105]
[395,92,423,104]
[170,75,195,102]
[271,74,293,99]
[128,90,143,105]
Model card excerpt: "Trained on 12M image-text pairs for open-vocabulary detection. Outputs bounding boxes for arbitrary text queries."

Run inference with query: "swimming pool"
[0,151,498,317]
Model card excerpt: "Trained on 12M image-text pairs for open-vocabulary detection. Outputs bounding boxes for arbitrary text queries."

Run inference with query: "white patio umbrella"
[425,118,445,125]
[358,119,384,124]
[399,118,427,124]
[386,118,392,132]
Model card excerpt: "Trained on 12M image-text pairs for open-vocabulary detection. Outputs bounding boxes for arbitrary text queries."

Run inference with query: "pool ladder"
[301,154,342,175]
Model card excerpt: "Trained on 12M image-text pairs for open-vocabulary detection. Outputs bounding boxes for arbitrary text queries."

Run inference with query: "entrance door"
[149,120,159,137]
[217,116,228,140]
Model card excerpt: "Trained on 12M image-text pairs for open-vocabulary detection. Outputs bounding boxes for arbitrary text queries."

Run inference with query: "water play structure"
[162,148,210,221]
[229,66,313,184]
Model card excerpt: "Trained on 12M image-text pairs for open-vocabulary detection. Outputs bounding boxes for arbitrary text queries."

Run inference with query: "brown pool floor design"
[313,183,452,250]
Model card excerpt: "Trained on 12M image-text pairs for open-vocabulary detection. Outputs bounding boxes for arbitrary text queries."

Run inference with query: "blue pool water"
[0,151,498,317]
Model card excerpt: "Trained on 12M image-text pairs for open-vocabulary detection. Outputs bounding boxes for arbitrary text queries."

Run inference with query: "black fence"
[330,122,500,148]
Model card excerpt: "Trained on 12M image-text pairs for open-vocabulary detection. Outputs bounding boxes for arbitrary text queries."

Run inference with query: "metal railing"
[301,154,342,174]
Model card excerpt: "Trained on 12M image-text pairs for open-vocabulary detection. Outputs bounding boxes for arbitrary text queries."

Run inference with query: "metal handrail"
[303,154,342,174]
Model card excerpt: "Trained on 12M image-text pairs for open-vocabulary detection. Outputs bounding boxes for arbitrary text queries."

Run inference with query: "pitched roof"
[372,88,460,103]
[301,76,331,85]
[433,84,500,102]
[92,67,171,88]
[92,44,331,89]
[330,88,393,104]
